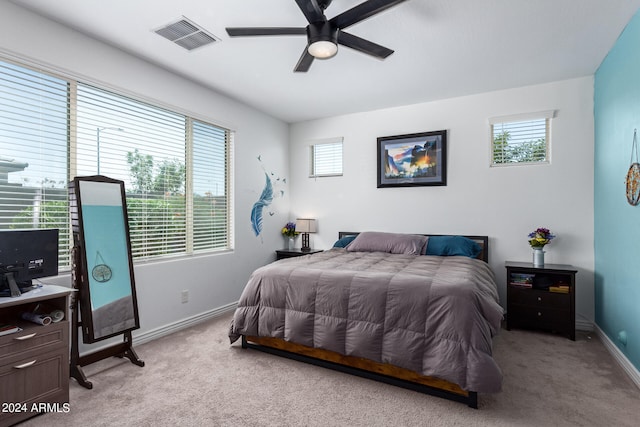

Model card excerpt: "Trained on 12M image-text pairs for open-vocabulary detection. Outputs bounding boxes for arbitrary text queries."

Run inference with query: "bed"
[229,232,503,408]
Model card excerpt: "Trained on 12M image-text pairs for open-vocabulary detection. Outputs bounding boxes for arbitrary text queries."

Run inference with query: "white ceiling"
[11,0,640,123]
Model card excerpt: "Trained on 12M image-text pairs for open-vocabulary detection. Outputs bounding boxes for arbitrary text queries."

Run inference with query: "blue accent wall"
[594,9,640,370]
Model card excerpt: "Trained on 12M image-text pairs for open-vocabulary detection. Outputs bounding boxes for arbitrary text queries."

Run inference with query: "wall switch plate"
[181,290,189,304]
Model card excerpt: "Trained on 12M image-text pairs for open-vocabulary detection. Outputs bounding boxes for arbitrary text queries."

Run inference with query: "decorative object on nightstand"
[296,218,317,252]
[281,221,299,250]
[528,227,555,267]
[506,261,577,340]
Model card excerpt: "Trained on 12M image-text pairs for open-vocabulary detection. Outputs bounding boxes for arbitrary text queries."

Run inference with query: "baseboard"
[595,325,640,390]
[133,302,237,346]
[576,318,594,332]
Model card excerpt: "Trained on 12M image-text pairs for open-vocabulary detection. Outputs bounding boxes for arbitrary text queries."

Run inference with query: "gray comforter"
[229,249,504,393]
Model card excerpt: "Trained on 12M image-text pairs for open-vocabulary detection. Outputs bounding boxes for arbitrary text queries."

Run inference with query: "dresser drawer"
[0,321,68,366]
[0,347,69,427]
[508,288,569,309]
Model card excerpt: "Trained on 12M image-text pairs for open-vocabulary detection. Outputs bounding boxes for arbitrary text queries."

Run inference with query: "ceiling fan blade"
[294,48,315,72]
[226,27,306,37]
[330,0,408,30]
[337,31,394,59]
[295,0,326,24]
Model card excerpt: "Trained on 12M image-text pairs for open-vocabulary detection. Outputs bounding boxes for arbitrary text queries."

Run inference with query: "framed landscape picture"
[377,130,447,188]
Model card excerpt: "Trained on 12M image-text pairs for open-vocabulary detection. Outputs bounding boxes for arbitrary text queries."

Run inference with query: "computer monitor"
[0,229,59,297]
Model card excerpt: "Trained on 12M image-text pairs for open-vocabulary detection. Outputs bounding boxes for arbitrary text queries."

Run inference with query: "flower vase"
[286,237,295,250]
[532,248,545,267]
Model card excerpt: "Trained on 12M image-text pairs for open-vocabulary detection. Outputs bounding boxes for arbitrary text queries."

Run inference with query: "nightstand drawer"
[509,304,571,329]
[508,288,569,309]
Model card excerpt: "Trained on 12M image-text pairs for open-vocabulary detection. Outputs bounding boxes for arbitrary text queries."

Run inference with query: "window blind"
[0,60,70,268]
[310,139,343,177]
[490,111,554,166]
[77,84,188,260]
[0,57,233,271]
[191,119,230,251]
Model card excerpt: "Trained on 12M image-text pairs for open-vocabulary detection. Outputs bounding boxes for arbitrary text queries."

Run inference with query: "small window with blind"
[490,111,555,166]
[310,138,343,177]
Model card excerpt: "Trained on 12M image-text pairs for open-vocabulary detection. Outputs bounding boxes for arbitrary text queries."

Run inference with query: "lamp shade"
[296,218,317,233]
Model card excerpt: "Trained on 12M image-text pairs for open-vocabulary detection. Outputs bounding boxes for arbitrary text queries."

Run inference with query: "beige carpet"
[23,313,640,427]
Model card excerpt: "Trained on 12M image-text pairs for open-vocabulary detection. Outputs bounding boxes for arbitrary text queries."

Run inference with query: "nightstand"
[276,248,323,260]
[505,261,577,341]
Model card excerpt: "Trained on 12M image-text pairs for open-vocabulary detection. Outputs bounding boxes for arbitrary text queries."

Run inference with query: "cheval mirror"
[69,175,144,388]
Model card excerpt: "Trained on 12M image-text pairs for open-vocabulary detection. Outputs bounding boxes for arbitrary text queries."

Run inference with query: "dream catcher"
[627,129,640,206]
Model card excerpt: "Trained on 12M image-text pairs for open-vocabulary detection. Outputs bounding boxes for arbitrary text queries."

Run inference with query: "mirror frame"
[70,175,140,343]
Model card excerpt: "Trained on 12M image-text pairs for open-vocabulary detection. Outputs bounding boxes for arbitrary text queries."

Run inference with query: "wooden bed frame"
[240,232,491,409]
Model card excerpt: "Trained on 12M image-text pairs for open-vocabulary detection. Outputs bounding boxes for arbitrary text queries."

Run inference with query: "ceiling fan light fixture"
[308,40,338,59]
[307,21,338,59]
[225,0,407,72]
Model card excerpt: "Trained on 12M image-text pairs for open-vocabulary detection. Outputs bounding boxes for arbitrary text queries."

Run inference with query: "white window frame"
[489,110,555,167]
[309,137,343,178]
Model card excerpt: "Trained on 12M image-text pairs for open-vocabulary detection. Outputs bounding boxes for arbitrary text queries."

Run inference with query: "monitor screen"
[0,229,59,296]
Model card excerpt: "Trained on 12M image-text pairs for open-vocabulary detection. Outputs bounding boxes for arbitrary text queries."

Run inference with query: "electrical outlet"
[181,290,189,304]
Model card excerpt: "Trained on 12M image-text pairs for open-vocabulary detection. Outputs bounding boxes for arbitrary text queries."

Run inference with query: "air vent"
[154,17,219,51]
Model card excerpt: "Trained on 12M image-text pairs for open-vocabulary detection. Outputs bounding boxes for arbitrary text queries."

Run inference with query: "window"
[310,138,343,177]
[0,61,70,267]
[490,111,555,166]
[0,58,232,270]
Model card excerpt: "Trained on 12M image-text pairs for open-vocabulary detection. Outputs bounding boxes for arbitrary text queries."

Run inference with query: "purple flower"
[528,227,555,248]
[281,222,298,237]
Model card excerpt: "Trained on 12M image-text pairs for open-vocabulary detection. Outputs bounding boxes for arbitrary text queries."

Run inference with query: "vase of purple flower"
[532,247,545,267]
[528,227,555,267]
[281,222,298,250]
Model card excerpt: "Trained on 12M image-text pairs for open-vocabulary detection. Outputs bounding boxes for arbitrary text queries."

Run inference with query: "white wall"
[0,3,290,342]
[289,77,595,325]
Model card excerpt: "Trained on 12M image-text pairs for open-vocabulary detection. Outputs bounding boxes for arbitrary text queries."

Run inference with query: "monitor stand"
[3,272,22,297]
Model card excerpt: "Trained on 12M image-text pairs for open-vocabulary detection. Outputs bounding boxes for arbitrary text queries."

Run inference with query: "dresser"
[505,261,577,341]
[0,285,72,427]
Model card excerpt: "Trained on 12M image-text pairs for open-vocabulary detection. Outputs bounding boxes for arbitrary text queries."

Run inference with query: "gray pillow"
[346,232,428,255]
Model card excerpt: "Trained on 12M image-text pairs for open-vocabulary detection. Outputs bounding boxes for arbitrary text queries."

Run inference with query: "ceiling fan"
[226,0,408,72]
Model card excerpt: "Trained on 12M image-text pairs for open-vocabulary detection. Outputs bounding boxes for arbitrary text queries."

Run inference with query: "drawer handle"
[14,360,37,369]
[14,333,37,341]
[537,296,542,302]
[537,312,542,317]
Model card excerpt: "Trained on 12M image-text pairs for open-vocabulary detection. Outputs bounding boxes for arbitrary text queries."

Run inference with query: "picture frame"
[377,130,447,188]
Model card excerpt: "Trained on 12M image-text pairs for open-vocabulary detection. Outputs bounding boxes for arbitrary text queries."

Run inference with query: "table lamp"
[296,218,317,252]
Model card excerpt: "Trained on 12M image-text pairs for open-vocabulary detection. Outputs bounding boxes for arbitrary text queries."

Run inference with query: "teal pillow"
[425,236,481,258]
[333,235,357,248]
